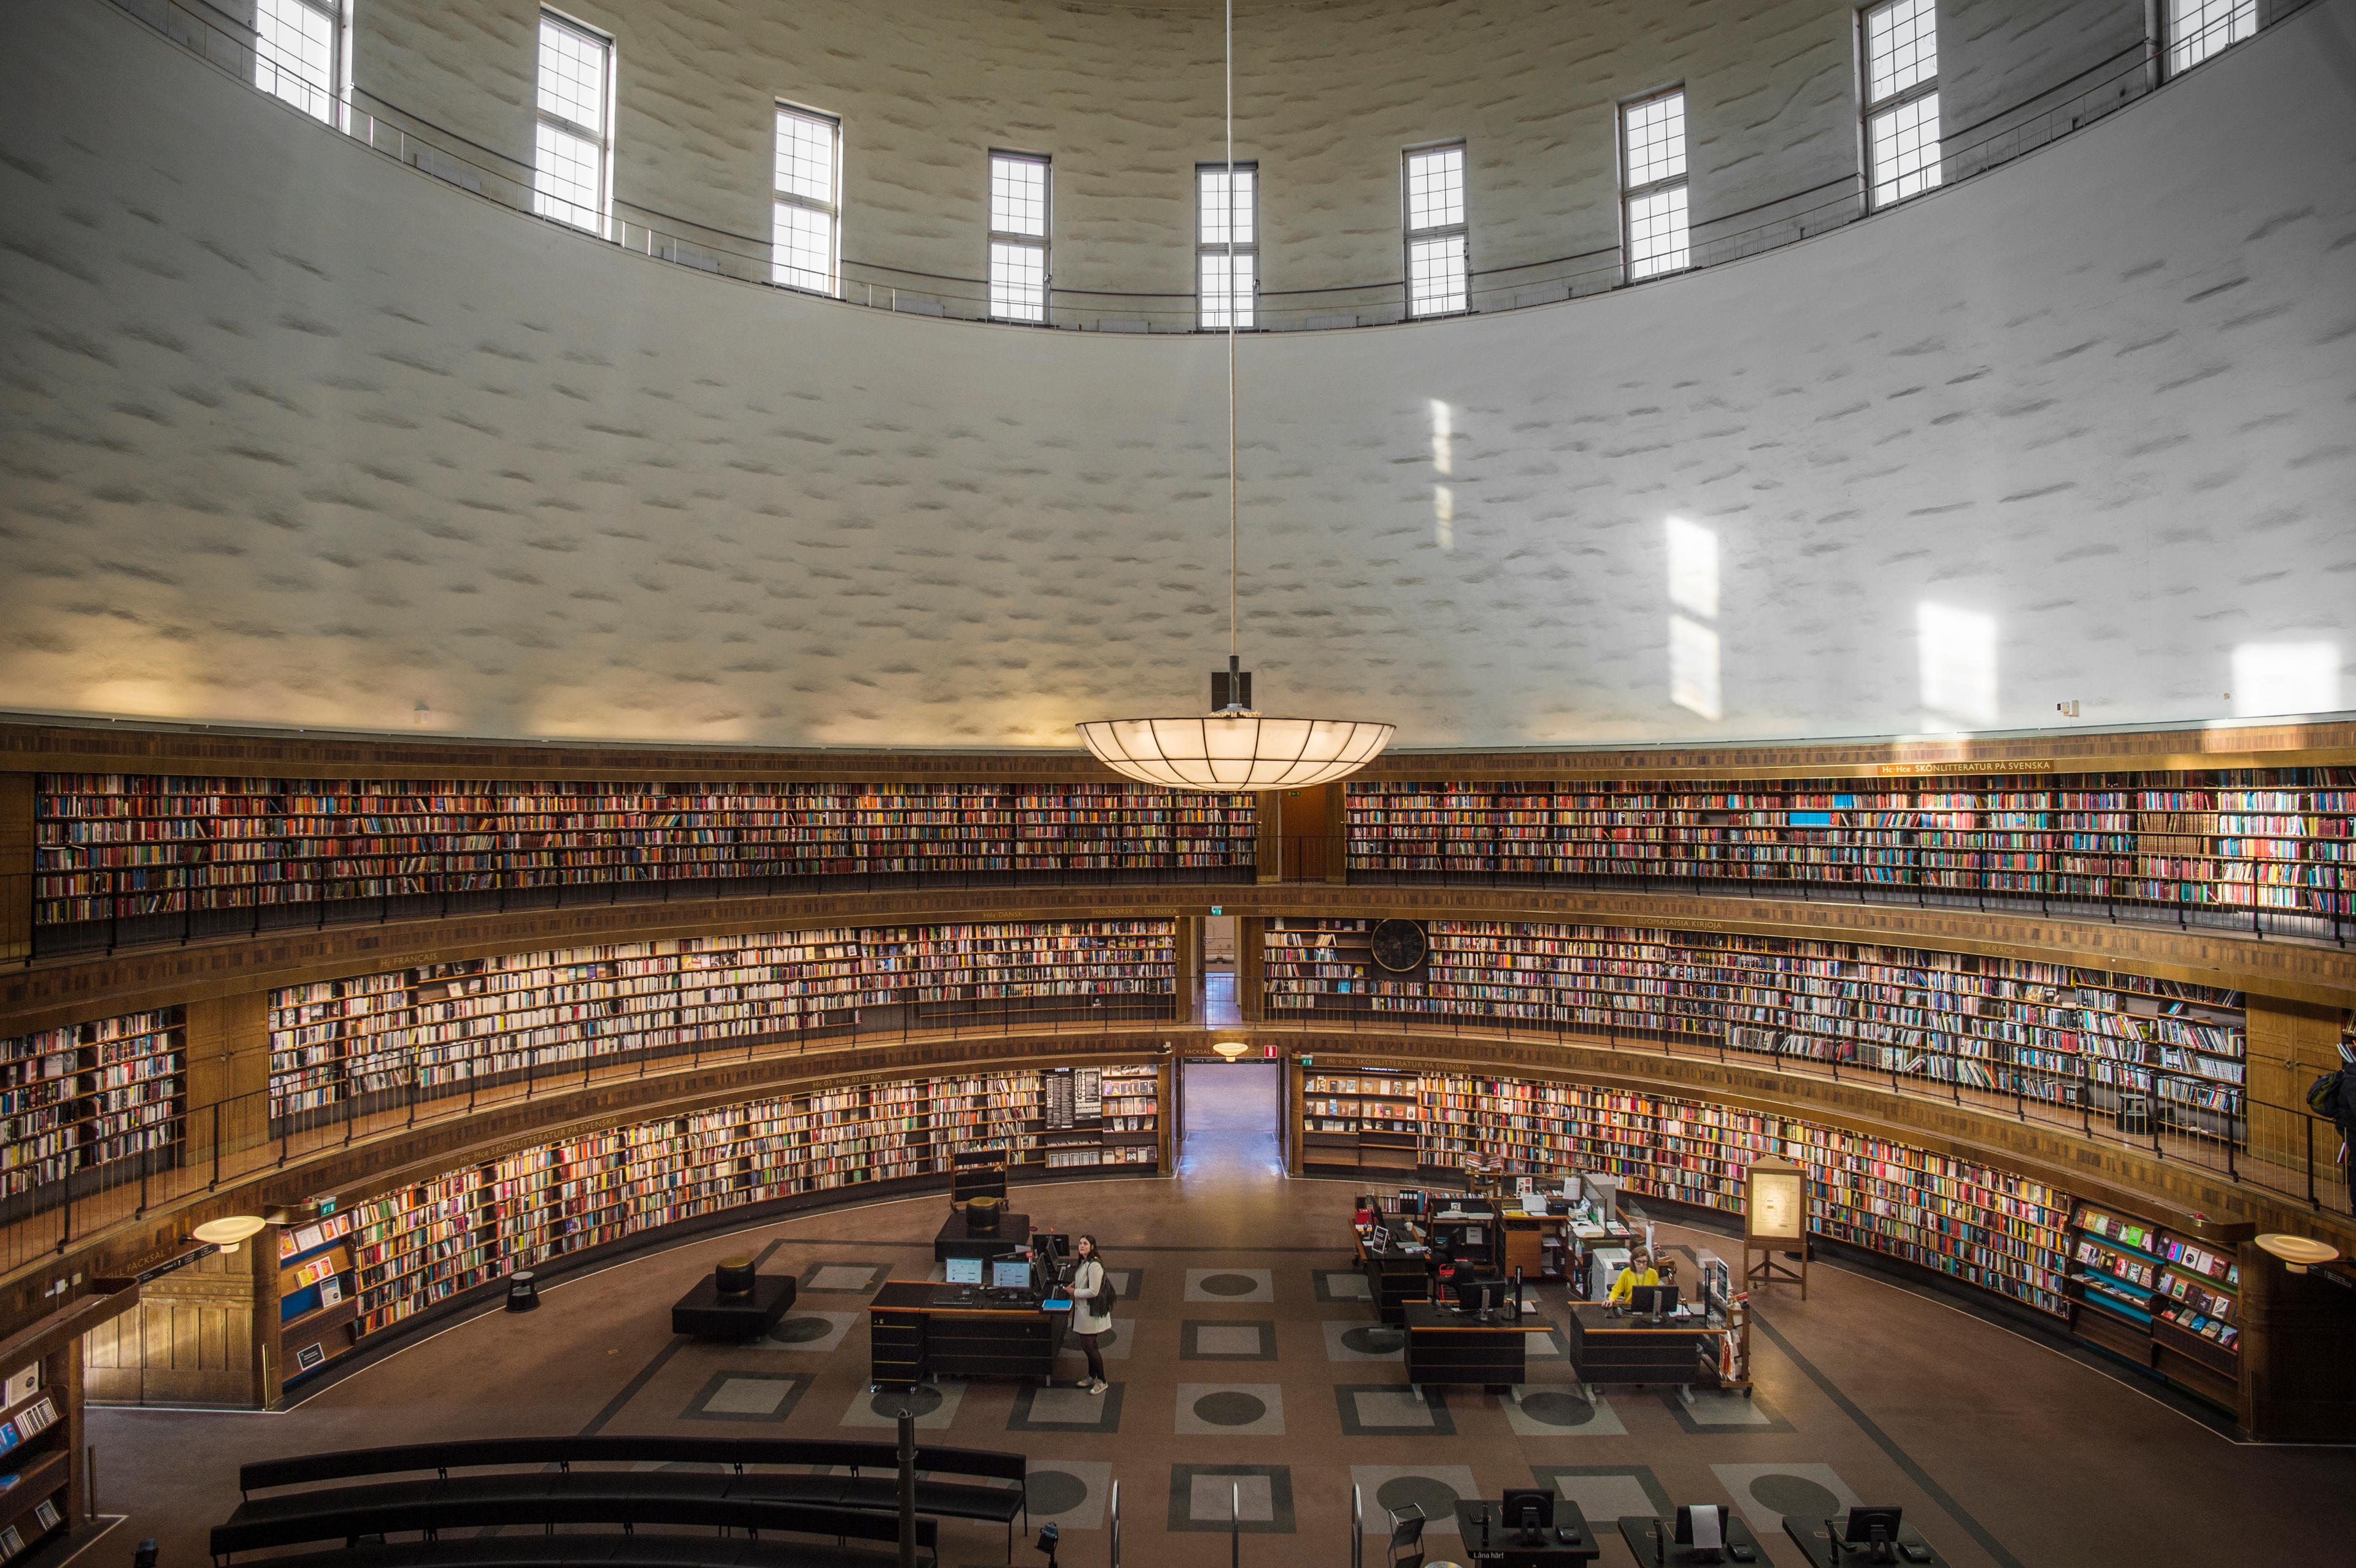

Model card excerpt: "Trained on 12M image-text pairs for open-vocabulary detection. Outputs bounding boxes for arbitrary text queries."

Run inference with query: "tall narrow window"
[1621,88,1689,281]
[2166,0,2257,75]
[772,106,840,296]
[988,152,1050,323]
[1198,164,1258,329]
[534,10,614,237]
[1860,0,1941,209]
[1403,143,1468,317]
[254,0,342,126]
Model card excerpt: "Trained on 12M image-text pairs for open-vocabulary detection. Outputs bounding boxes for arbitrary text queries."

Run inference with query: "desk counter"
[1563,1302,1718,1388]
[1453,1499,1599,1566]
[1782,1517,1949,1567]
[934,1209,1031,1262]
[869,1282,1066,1389]
[1615,1513,1767,1566]
[1356,1236,1431,1326]
[1404,1301,1552,1390]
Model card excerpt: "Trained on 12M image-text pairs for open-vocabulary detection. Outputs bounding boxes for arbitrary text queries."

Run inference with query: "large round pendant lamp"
[1076,0,1393,791]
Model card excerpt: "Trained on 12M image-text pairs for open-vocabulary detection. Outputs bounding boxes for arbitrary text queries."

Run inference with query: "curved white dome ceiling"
[0,1,2351,750]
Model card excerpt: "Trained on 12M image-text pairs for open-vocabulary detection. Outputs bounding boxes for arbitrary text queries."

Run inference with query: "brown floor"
[99,1067,2356,1567]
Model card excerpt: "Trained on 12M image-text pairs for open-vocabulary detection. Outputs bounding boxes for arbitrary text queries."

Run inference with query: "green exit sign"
[1211,905,1222,915]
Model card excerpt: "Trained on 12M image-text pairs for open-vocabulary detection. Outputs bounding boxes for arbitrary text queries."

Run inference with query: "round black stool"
[505,1270,540,1312]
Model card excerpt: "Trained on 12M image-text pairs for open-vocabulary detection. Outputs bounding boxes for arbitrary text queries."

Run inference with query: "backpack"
[2311,1070,2347,1121]
[1090,1264,1118,1311]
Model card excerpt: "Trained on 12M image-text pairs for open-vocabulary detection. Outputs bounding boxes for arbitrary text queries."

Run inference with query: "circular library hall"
[3,1,2355,1566]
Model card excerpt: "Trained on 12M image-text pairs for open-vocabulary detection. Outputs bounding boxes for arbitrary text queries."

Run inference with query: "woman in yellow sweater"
[1607,1249,1660,1305]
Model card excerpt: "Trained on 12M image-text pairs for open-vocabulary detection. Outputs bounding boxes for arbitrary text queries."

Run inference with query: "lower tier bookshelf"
[263,1062,1165,1397]
[1297,1061,2253,1416]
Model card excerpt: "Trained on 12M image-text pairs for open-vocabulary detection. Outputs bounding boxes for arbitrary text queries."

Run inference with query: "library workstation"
[6,0,2356,1564]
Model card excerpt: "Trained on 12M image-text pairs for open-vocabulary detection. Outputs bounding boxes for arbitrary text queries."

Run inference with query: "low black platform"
[671,1275,796,1340]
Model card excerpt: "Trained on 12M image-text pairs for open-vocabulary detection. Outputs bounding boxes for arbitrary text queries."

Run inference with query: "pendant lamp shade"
[1077,713,1394,790]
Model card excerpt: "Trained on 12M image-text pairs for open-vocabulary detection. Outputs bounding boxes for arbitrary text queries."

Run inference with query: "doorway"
[1177,1058,1282,1182]
[1276,784,1334,880]
[1201,915,1241,1027]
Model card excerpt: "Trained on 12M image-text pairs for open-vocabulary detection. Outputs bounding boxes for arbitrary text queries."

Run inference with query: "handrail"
[1109,1478,1120,1568]
[94,0,2312,333]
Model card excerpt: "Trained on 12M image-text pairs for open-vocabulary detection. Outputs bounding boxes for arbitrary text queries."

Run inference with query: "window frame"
[253,0,350,130]
[1619,85,1690,283]
[2162,0,2258,79]
[533,7,617,240]
[1401,140,1470,320]
[771,101,842,298]
[1857,0,1942,212]
[987,150,1052,324]
[1196,161,1259,331]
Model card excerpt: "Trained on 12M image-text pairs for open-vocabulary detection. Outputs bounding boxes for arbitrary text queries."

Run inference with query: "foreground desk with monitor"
[1455,1497,1598,1566]
[1357,1233,1431,1325]
[868,1281,1065,1389]
[1564,1301,1717,1388]
[1617,1511,1766,1565]
[1782,1512,1947,1566]
[1403,1301,1552,1389]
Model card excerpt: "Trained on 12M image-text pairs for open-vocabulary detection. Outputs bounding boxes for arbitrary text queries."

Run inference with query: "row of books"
[340,1068,1156,1336]
[2066,1201,2241,1359]
[0,1010,185,1198]
[33,776,1255,925]
[1304,1069,2072,1315]
[264,923,1176,1117]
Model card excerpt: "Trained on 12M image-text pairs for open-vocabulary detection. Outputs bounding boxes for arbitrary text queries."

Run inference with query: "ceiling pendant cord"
[1226,0,1239,672]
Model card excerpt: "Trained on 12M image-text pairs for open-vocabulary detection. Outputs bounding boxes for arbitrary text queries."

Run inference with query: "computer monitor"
[1630,1283,1679,1316]
[1841,1506,1903,1564]
[991,1258,1031,1291]
[944,1256,983,1285]
[1450,1276,1495,1312]
[1499,1489,1552,1543]
[1674,1504,1728,1562]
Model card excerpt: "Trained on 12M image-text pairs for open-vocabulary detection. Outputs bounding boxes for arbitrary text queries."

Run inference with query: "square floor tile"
[1168,1464,1293,1533]
[1532,1465,1673,1526]
[1335,1383,1454,1437]
[1322,1320,1406,1362]
[751,1310,858,1353]
[1349,1466,1480,1537]
[798,1261,888,1293]
[1502,1385,1625,1438]
[1185,1267,1274,1303]
[842,1380,966,1430]
[1106,1268,1142,1303]
[1711,1462,1861,1537]
[1313,1270,1372,1302]
[1009,1381,1125,1433]
[1024,1459,1113,1530]
[680,1371,809,1423]
[1665,1388,1795,1434]
[1176,1382,1286,1436]
[1183,1320,1277,1361]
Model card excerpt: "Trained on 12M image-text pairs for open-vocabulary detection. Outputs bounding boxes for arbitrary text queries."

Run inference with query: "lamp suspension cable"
[1071,0,1394,791]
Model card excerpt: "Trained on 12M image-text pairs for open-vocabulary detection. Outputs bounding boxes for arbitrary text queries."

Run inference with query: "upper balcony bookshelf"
[31,776,1254,952]
[266,920,1176,1126]
[1346,769,2356,940]
[1267,916,2247,1129]
[0,1007,184,1211]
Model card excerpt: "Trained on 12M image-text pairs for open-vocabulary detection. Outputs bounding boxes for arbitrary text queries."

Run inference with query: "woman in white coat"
[1068,1234,1112,1393]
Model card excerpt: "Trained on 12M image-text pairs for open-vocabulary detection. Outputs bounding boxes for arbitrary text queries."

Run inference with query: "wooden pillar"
[2240,1245,2356,1440]
[1282,1055,1303,1175]
[54,1339,83,1528]
[2244,996,2344,1196]
[1237,918,1266,1022]
[1156,1059,1175,1174]
[0,774,31,964]
[1324,785,1349,886]
[1172,915,1198,1026]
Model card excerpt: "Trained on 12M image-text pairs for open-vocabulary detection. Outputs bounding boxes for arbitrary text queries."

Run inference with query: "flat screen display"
[944,1256,984,1285]
[991,1259,1031,1290]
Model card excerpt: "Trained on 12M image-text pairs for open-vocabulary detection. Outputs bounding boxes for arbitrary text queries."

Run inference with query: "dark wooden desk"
[868,1282,1065,1389]
[1454,1499,1599,1566]
[1357,1236,1431,1325]
[934,1209,1030,1262]
[1564,1302,1715,1388]
[670,1275,796,1340]
[1616,1513,1768,1565]
[1404,1302,1552,1389]
[1782,1517,1948,1567]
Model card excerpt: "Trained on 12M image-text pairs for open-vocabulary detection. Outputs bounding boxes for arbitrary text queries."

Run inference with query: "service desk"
[1782,1517,1949,1566]
[1357,1235,1431,1325]
[934,1209,1031,1262]
[1563,1302,1717,1388]
[868,1282,1065,1389]
[1617,1513,1768,1565]
[1404,1302,1552,1390]
[1453,1499,1599,1566]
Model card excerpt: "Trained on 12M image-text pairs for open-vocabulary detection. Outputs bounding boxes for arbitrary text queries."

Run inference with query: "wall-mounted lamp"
[190,1215,269,1254]
[1212,1040,1250,1061]
[2255,1232,2341,1274]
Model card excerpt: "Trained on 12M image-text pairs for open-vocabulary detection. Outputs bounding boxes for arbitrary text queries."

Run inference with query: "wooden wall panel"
[0,774,29,964]
[81,1248,256,1407]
